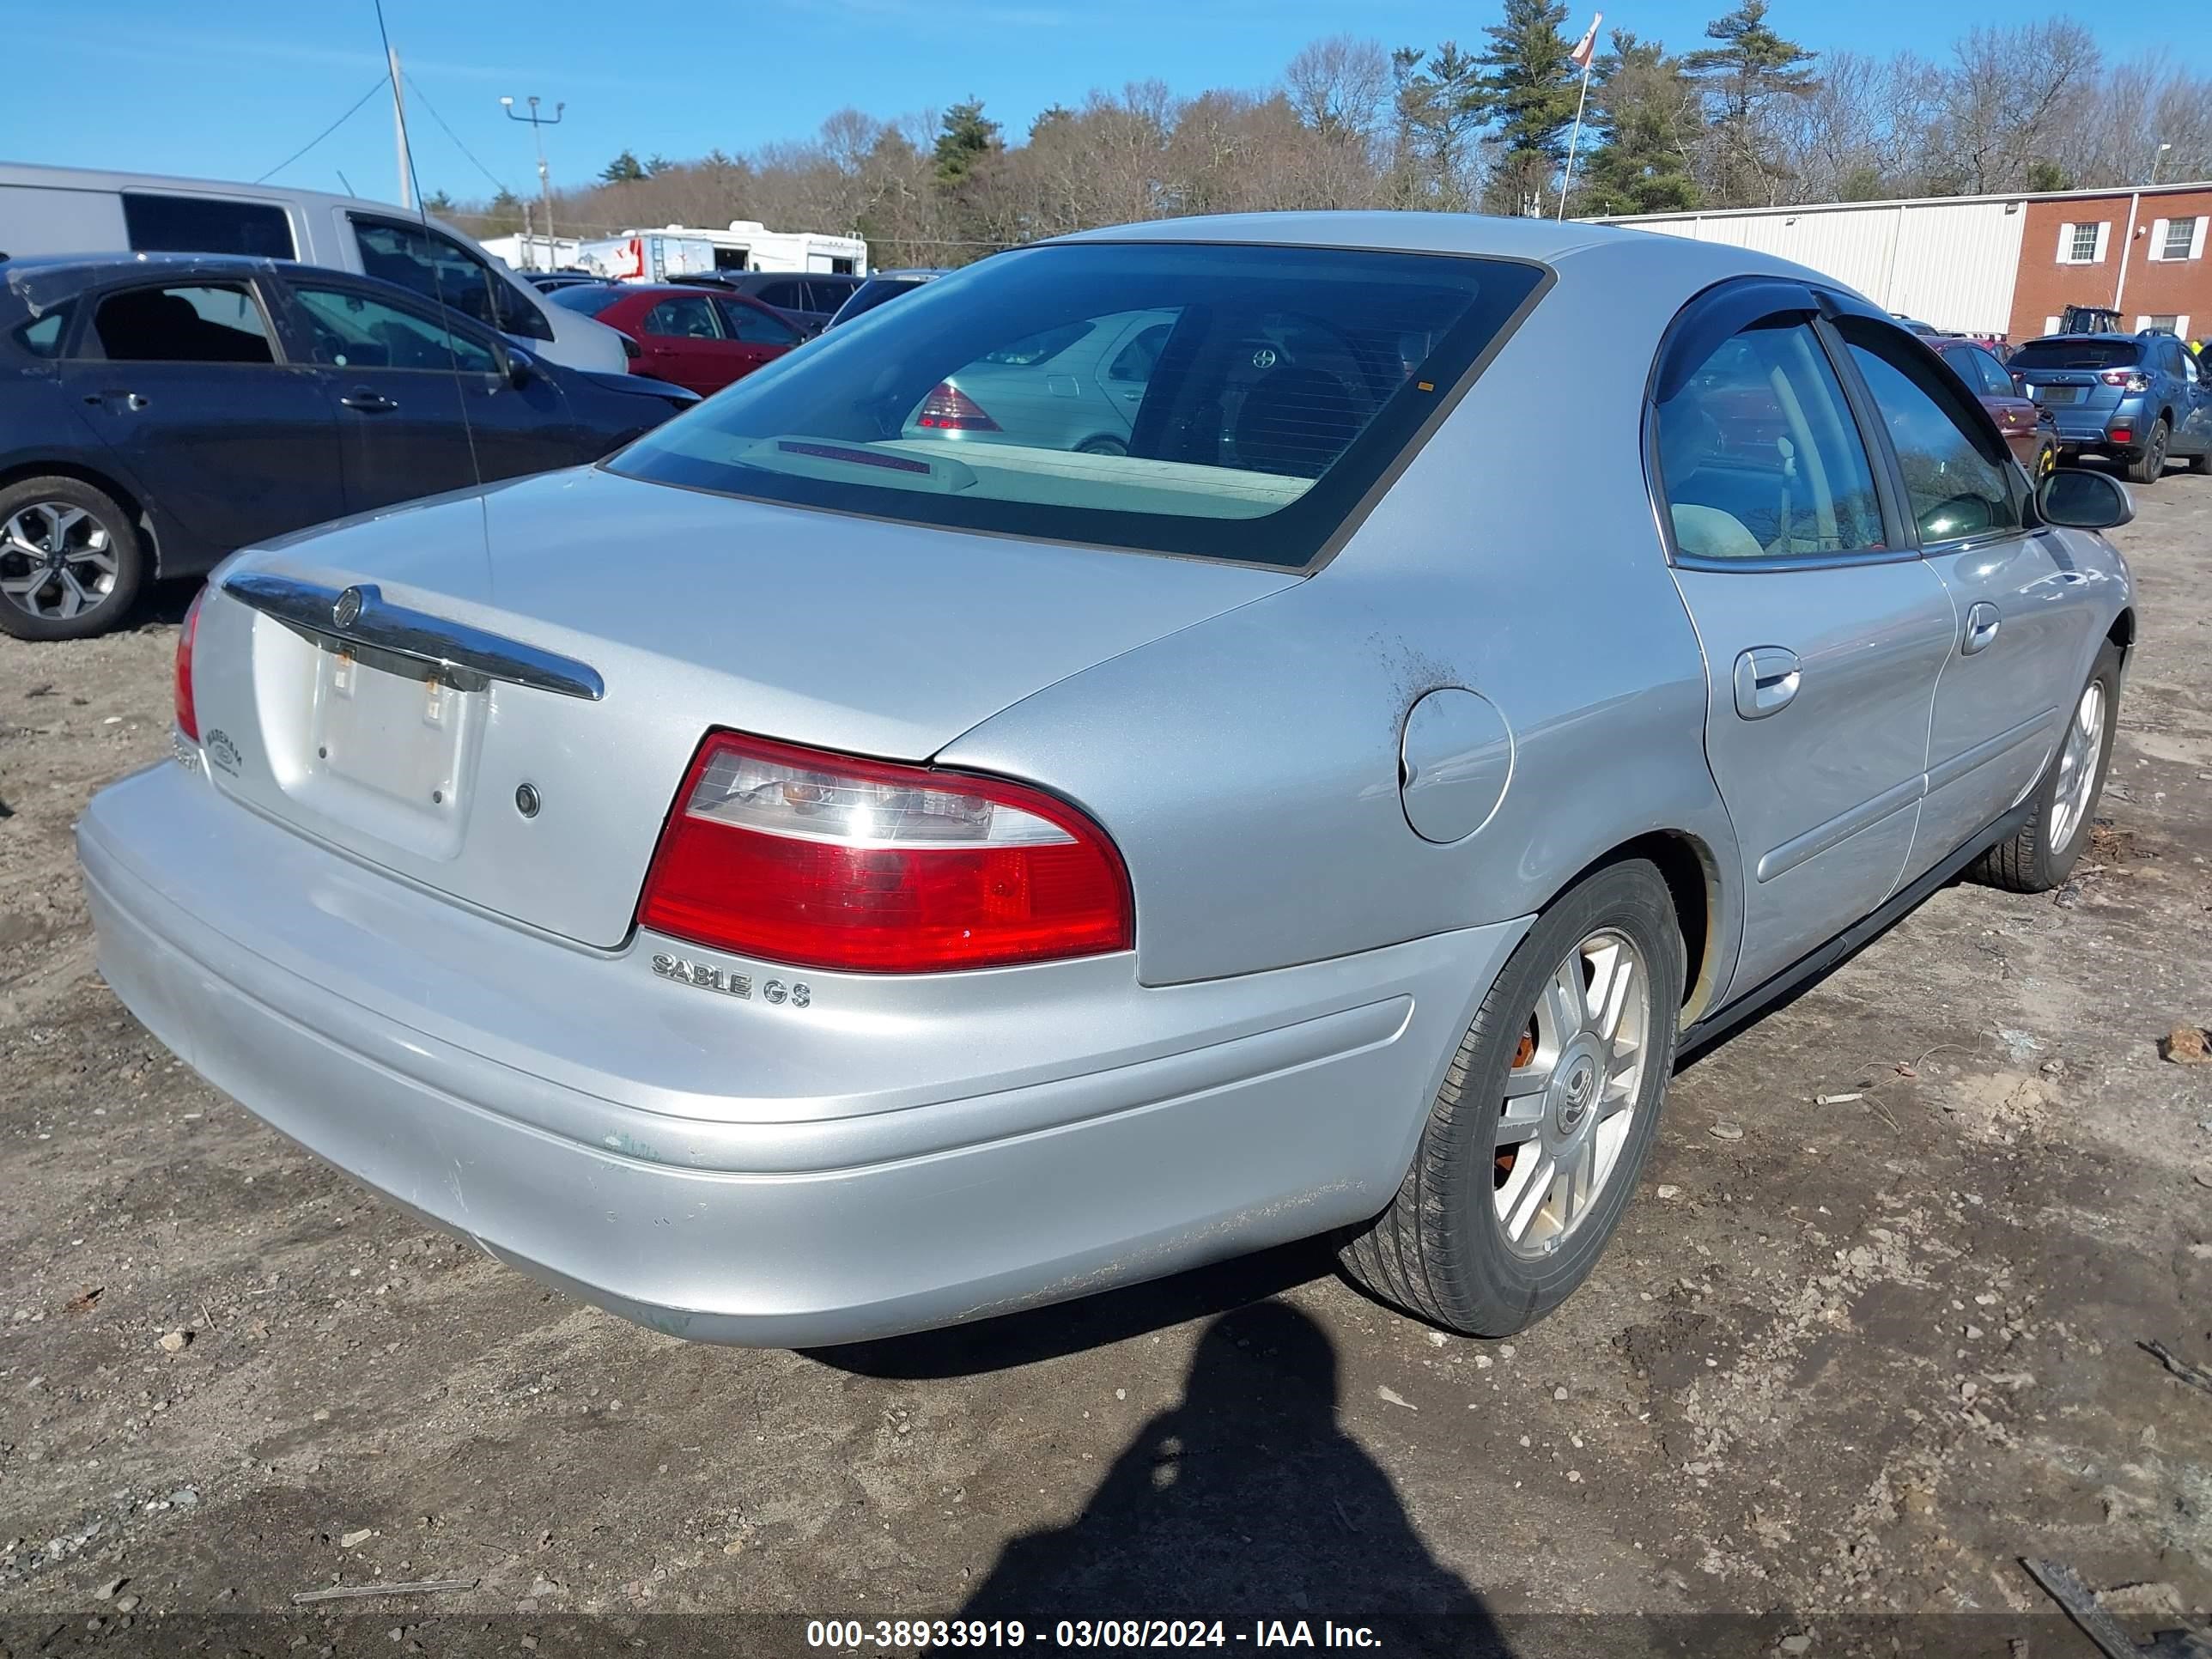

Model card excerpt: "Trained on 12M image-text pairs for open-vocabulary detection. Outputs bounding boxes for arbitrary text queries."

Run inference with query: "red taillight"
[2109,424,2134,442]
[637,732,1133,974]
[915,382,1000,431]
[2099,369,2149,392]
[173,587,205,742]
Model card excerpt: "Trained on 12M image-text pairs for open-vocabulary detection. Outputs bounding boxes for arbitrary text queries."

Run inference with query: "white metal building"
[1586,193,2033,334]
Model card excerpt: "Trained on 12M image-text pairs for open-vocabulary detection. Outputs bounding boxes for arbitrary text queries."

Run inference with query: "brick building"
[2010,185,2212,342]
[1593,181,2212,345]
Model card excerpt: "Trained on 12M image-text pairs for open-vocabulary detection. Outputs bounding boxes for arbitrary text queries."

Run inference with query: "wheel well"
[1559,832,1717,1023]
[0,460,160,571]
[2107,606,2136,668]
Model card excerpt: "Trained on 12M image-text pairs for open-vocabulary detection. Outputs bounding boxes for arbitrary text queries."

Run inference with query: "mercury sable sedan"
[79,213,2136,1346]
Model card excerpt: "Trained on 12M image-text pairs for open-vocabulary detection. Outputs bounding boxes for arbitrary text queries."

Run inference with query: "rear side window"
[754,280,806,311]
[13,306,71,358]
[2010,339,2141,371]
[610,241,1547,568]
[94,283,275,364]
[122,192,295,259]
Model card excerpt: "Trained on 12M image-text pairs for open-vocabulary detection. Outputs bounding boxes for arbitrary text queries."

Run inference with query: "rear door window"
[122,193,295,259]
[754,279,807,311]
[92,283,276,364]
[610,241,1547,568]
[1653,318,1887,562]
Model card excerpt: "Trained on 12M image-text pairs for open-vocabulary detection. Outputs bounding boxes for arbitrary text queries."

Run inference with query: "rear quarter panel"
[941,236,1744,1002]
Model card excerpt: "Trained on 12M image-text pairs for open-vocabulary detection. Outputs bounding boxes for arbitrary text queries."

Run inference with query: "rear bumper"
[79,761,1526,1346]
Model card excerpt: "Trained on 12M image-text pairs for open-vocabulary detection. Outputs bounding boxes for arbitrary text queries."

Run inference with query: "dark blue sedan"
[0,252,696,639]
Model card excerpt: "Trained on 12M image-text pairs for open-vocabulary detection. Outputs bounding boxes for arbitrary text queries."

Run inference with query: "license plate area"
[289,639,485,860]
[2034,385,2081,404]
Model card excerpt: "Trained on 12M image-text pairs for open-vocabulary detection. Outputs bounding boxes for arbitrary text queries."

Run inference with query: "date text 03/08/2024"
[805,1621,1386,1650]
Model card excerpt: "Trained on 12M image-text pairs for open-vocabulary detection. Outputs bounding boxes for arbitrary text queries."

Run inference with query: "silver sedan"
[80,212,2135,1346]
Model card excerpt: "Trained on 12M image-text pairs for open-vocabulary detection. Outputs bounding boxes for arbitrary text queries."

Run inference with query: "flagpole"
[1557,55,1595,222]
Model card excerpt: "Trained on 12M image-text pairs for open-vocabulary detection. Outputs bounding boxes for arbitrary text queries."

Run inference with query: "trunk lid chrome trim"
[222,572,605,702]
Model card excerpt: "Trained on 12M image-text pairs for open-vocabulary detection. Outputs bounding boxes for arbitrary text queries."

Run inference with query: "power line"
[403,71,514,198]
[257,77,387,184]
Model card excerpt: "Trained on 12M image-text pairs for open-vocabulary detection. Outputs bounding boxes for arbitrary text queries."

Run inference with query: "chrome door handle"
[1732,647,1801,720]
[339,390,398,413]
[1961,602,2001,654]
[85,391,149,411]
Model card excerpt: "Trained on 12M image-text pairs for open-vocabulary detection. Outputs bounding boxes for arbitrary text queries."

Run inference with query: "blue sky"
[11,1,2166,210]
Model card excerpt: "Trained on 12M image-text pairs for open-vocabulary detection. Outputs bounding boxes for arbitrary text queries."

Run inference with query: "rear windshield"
[2011,339,2142,371]
[606,241,1544,568]
[831,276,929,325]
[546,284,623,316]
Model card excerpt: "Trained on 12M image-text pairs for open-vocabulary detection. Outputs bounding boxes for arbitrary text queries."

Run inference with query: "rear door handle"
[84,391,149,411]
[1731,647,1801,720]
[1961,602,2002,654]
[338,390,398,413]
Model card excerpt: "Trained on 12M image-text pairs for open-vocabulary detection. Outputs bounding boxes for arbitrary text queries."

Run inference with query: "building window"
[2044,316,2061,337]
[2057,222,2106,264]
[2153,216,2203,262]
[2140,315,2180,334]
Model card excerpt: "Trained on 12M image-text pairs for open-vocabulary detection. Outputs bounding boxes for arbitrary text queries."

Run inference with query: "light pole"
[2150,142,2172,187]
[501,94,565,270]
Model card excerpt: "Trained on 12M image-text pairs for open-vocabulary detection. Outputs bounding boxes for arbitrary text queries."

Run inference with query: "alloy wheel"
[0,502,119,622]
[1493,928,1652,1257]
[2047,680,2106,854]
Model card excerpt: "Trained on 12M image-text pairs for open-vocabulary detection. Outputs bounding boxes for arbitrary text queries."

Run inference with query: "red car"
[545,283,802,398]
[1932,337,2057,477]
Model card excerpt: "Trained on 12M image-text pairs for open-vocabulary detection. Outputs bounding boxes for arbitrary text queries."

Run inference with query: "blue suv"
[2010,331,2212,483]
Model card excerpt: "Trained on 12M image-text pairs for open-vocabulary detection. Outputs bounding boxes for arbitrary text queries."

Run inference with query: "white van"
[0,161,627,373]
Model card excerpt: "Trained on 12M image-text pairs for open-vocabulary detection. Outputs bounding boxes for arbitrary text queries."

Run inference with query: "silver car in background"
[79,213,2135,1346]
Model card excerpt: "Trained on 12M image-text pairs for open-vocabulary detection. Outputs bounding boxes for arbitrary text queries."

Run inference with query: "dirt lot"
[3,479,2210,1657]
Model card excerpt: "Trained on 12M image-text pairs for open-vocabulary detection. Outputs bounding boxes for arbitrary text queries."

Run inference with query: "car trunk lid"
[185,465,1295,947]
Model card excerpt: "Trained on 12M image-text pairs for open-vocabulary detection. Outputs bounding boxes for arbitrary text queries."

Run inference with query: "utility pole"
[390,45,412,209]
[501,94,565,263]
[2150,142,2172,187]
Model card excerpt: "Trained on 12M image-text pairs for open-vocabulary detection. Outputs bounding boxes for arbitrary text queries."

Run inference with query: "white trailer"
[574,232,718,283]
[630,221,867,276]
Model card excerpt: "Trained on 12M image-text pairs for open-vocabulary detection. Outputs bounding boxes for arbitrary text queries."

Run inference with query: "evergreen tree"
[1683,1,1817,206]
[1475,0,1581,173]
[421,189,457,215]
[1390,43,1488,209]
[933,100,1002,188]
[599,149,647,184]
[1579,32,1703,216]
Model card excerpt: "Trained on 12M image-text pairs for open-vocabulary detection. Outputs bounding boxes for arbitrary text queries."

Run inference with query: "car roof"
[1052,210,1882,307]
[0,250,281,281]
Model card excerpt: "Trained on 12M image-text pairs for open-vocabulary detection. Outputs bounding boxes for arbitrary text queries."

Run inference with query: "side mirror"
[2035,468,2134,531]
[616,331,641,362]
[504,346,536,389]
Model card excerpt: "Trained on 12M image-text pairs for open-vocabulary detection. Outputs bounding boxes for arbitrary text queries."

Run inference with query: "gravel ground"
[2,478,2209,1657]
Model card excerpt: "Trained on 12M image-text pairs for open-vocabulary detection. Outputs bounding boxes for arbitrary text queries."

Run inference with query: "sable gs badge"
[651,953,811,1008]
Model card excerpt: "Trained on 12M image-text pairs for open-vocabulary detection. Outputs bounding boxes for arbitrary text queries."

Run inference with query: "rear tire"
[2125,418,2169,484]
[0,477,144,642]
[1971,640,2121,893]
[1340,860,1684,1337]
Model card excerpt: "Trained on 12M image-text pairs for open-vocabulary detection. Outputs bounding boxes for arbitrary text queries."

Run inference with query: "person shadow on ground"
[957,1299,1512,1656]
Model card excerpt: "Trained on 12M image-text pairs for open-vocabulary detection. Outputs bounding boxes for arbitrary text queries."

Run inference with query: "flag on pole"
[1569,12,1603,70]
